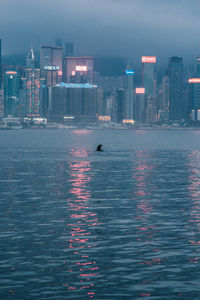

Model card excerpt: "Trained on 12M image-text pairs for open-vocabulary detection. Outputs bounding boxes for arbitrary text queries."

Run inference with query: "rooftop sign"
[58,82,98,88]
[44,65,60,71]
[125,70,135,75]
[189,78,200,83]
[142,56,156,63]
[135,88,145,94]
[75,66,87,72]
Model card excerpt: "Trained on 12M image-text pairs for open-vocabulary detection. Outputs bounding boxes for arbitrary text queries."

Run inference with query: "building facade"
[64,57,94,83]
[4,71,20,117]
[142,56,156,97]
[40,45,63,86]
[168,56,183,121]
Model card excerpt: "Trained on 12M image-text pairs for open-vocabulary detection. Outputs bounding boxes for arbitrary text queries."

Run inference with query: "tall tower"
[20,49,43,117]
[142,56,156,97]
[0,39,2,88]
[4,71,20,117]
[124,66,134,121]
[40,45,63,86]
[168,56,183,120]
[195,56,200,77]
[65,42,74,57]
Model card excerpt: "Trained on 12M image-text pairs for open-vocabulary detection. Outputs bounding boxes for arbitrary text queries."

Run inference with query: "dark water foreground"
[1,129,200,299]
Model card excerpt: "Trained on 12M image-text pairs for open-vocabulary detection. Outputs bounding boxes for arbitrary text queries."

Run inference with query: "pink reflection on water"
[133,151,153,219]
[64,149,100,297]
[187,151,200,251]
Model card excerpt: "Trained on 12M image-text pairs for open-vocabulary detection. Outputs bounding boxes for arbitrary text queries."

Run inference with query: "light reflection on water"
[1,130,200,299]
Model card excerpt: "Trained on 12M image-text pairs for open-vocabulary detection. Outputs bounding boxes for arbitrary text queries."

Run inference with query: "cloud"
[0,0,200,63]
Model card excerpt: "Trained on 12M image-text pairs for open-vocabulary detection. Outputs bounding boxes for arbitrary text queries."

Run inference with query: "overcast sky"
[0,0,200,63]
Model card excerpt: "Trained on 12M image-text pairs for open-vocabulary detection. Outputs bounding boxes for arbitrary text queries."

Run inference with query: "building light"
[135,88,145,94]
[58,82,98,88]
[142,56,156,63]
[98,116,111,121]
[75,66,87,72]
[122,119,135,125]
[188,78,200,83]
[125,70,135,75]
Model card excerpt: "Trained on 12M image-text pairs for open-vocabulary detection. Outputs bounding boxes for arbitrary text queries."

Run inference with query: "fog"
[1,0,200,63]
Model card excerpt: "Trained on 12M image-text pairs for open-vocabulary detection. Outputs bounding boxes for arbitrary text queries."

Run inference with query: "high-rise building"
[0,89,4,118]
[48,82,103,123]
[188,78,200,121]
[64,57,94,83]
[168,56,183,120]
[124,66,134,120]
[116,89,124,123]
[55,38,63,47]
[142,56,156,97]
[162,73,169,110]
[135,88,145,123]
[40,45,63,85]
[146,95,158,123]
[65,42,74,57]
[0,39,2,88]
[20,49,44,117]
[4,71,20,117]
[195,57,200,77]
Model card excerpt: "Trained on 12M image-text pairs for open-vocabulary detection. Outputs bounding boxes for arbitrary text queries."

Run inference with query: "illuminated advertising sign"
[75,66,87,72]
[122,119,135,125]
[44,65,60,71]
[135,88,145,94]
[188,78,200,83]
[58,82,98,88]
[142,56,156,63]
[98,116,111,122]
[126,70,135,75]
[6,71,17,75]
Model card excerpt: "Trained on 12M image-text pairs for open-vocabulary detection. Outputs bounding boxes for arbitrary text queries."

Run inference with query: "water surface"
[1,129,200,299]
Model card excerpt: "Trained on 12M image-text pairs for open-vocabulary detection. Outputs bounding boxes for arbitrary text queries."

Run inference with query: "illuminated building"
[168,56,183,120]
[40,45,63,85]
[188,78,200,121]
[20,49,44,117]
[65,42,74,57]
[135,88,145,122]
[142,56,156,97]
[4,71,20,117]
[0,39,2,88]
[124,66,134,120]
[48,83,103,122]
[64,57,94,83]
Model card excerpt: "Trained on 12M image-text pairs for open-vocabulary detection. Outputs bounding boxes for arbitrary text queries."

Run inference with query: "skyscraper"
[124,66,134,120]
[64,57,94,83]
[0,39,2,88]
[4,71,20,117]
[168,56,183,120]
[188,78,200,122]
[135,88,145,123]
[142,56,156,97]
[20,49,43,117]
[195,57,200,77]
[65,42,74,57]
[40,45,63,85]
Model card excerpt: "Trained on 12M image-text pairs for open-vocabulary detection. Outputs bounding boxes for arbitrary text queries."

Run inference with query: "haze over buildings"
[1,0,200,63]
